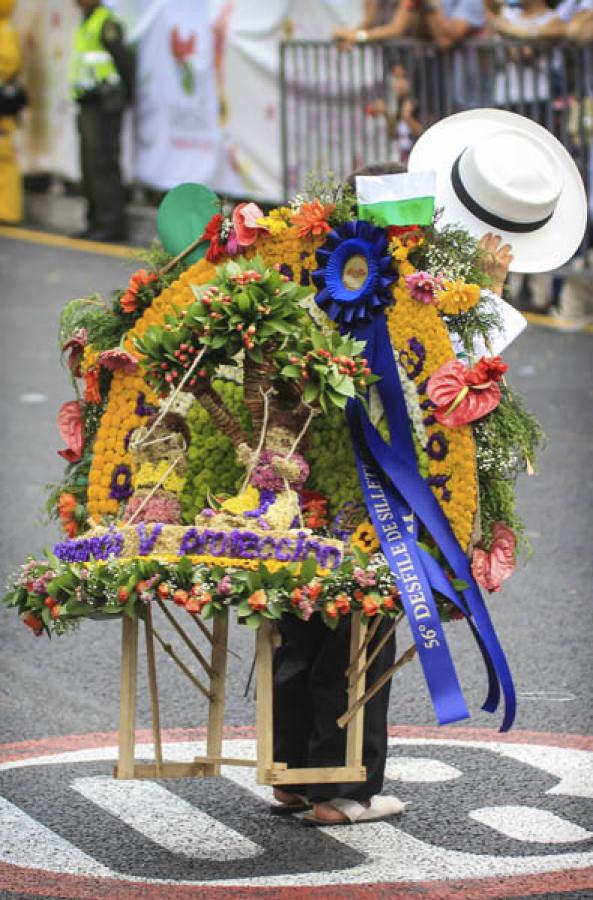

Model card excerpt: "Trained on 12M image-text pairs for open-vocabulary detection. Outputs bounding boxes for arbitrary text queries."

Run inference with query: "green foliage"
[180,380,252,522]
[279,330,378,413]
[299,171,357,225]
[441,294,504,358]
[58,296,124,354]
[306,405,363,518]
[410,219,491,286]
[474,384,544,545]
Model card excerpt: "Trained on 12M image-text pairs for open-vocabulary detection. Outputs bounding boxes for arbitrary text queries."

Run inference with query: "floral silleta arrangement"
[3,175,543,729]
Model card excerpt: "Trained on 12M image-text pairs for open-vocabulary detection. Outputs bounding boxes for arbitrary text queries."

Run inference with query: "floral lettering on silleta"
[54,526,344,569]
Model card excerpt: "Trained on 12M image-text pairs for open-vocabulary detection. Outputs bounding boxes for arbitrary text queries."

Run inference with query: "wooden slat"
[194,755,257,767]
[152,627,213,701]
[144,605,163,777]
[205,615,229,776]
[156,599,213,676]
[266,765,367,785]
[113,761,208,779]
[345,611,367,769]
[116,616,139,779]
[255,619,275,785]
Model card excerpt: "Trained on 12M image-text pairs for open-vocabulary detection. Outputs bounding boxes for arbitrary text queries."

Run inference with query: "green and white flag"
[356,171,436,227]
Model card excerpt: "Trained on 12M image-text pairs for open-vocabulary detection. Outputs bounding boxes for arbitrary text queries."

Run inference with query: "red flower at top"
[170,27,196,62]
[426,356,508,427]
[387,224,421,240]
[203,213,225,262]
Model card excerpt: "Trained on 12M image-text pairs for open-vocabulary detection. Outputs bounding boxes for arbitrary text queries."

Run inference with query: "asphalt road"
[0,232,592,899]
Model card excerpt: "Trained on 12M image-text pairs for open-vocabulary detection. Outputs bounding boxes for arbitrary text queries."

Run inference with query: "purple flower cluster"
[426,432,449,461]
[137,522,163,555]
[178,526,342,570]
[135,392,159,417]
[54,529,124,563]
[109,464,133,501]
[399,337,426,380]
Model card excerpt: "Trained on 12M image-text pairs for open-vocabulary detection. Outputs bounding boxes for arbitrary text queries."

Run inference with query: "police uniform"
[70,4,134,241]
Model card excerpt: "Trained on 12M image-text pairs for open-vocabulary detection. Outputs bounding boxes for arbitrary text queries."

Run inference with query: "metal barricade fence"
[279,39,593,210]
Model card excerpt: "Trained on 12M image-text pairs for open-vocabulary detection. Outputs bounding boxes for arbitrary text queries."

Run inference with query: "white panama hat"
[408,108,588,274]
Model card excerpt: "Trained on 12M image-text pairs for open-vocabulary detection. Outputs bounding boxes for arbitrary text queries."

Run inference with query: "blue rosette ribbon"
[313,221,516,731]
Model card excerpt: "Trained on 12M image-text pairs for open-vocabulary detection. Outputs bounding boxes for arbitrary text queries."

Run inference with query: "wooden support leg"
[255,618,275,785]
[205,614,229,776]
[116,615,139,779]
[345,611,367,771]
[144,605,163,777]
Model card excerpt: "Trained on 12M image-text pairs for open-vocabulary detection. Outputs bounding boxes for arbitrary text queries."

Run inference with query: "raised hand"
[479,233,514,297]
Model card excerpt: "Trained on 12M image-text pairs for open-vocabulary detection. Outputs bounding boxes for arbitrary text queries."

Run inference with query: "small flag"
[356,171,436,227]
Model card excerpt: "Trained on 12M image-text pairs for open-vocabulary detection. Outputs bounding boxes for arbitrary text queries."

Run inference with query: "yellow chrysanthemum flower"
[436,280,481,314]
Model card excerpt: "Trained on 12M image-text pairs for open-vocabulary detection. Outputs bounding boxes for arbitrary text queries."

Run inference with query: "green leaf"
[352,545,369,568]
[302,381,319,404]
[298,555,317,584]
[245,613,261,630]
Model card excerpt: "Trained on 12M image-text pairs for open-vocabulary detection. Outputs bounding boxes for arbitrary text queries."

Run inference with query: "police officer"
[71,1,134,242]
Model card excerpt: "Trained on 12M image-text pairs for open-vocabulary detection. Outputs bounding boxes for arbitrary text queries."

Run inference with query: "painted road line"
[0,225,140,259]
[523,310,593,333]
[0,795,114,877]
[1,733,593,892]
[469,806,592,844]
[72,775,263,860]
[385,756,462,783]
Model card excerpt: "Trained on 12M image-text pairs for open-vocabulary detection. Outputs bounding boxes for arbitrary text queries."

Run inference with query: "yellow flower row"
[386,274,478,551]
[133,461,185,495]
[88,258,217,521]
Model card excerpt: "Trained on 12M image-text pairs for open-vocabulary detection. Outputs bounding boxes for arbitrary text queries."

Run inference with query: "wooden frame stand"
[113,606,383,786]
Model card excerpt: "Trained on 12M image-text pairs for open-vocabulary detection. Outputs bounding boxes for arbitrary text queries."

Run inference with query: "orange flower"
[305,580,322,601]
[57,492,77,520]
[324,601,338,619]
[84,367,102,405]
[23,612,43,635]
[362,594,381,617]
[63,520,78,538]
[334,593,351,615]
[291,199,335,238]
[120,291,138,314]
[248,589,268,612]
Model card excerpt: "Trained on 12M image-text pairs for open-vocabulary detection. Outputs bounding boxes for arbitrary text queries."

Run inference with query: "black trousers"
[77,100,125,235]
[273,613,396,803]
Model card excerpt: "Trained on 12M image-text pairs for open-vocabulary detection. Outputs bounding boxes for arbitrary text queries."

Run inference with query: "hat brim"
[408,109,588,274]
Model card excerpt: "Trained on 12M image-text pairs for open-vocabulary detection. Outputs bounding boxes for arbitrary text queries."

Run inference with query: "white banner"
[14,0,365,200]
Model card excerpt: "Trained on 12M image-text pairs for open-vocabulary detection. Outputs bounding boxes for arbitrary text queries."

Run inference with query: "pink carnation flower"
[405,271,443,304]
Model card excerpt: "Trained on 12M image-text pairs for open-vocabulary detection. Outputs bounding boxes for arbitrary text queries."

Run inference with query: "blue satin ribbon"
[346,312,516,731]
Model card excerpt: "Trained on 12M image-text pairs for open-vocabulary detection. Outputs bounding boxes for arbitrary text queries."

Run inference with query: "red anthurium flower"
[57,400,84,463]
[232,202,266,247]
[170,26,195,62]
[471,522,516,592]
[62,328,88,377]
[426,356,508,427]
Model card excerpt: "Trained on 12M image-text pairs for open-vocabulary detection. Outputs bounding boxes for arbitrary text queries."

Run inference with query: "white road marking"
[18,393,48,404]
[469,805,593,844]
[72,775,263,860]
[385,756,462,783]
[2,737,593,887]
[0,795,115,876]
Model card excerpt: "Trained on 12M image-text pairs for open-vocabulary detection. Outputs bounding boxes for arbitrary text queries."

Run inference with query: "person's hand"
[479,233,513,296]
[333,26,357,48]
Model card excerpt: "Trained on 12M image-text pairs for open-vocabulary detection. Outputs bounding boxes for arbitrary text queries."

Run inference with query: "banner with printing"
[13,0,364,200]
